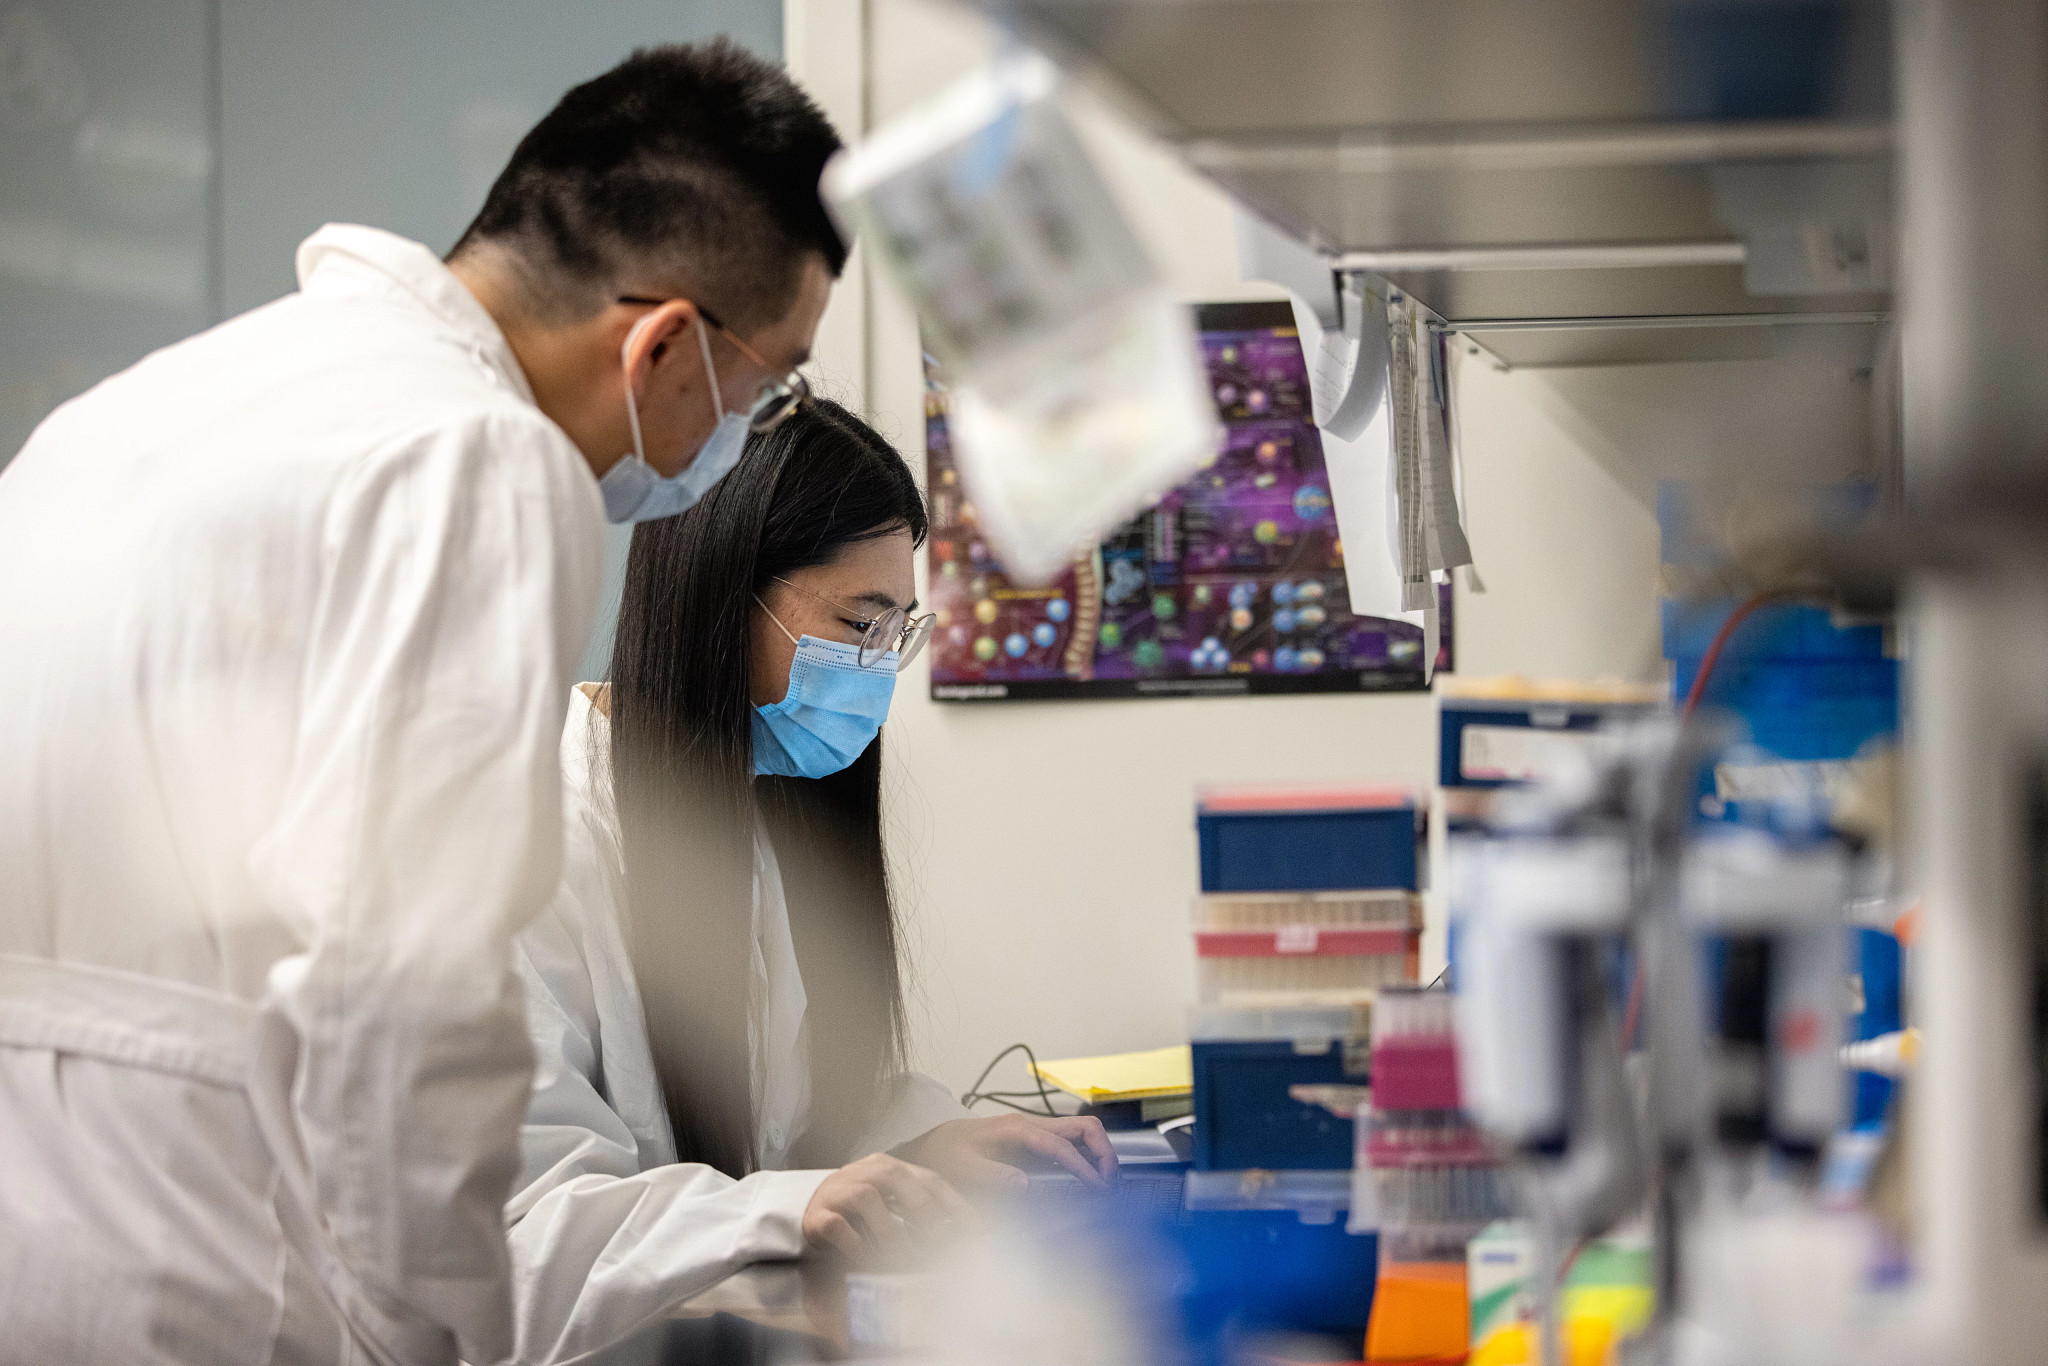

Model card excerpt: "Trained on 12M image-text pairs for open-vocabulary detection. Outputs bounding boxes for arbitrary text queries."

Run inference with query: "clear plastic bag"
[825,53,1219,582]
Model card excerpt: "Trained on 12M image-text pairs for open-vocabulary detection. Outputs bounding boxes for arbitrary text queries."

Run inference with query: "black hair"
[450,40,846,326]
[608,399,927,1178]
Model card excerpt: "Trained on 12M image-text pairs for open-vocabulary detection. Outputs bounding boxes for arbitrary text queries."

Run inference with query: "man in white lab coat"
[0,41,844,1366]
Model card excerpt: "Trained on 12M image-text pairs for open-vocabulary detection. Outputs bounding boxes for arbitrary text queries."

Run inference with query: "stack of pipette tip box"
[1193,783,1422,1009]
[1352,985,1512,1258]
[1186,784,1424,1218]
[1354,985,1516,1363]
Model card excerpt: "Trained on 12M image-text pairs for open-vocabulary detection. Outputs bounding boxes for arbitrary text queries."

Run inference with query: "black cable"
[968,1095,1078,1117]
[959,1042,1062,1117]
[960,1042,1027,1108]
[960,1048,1061,1117]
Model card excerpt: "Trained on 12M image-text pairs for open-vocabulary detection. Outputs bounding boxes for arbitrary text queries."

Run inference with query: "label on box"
[1276,925,1320,954]
[1371,1036,1463,1111]
[1194,927,1414,958]
[1469,1220,1534,1345]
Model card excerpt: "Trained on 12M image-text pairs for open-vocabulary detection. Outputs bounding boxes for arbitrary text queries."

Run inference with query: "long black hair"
[608,398,927,1178]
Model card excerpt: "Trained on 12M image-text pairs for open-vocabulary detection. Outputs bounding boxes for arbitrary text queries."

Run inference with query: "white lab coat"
[505,688,965,1364]
[0,226,605,1365]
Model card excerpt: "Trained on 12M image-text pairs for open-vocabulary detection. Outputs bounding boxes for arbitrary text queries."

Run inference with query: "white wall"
[812,0,1866,1099]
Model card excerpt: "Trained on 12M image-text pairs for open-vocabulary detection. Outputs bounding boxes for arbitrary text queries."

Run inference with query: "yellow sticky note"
[1029,1045,1193,1102]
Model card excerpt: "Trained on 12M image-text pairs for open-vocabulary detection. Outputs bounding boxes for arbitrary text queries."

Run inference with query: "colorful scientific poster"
[925,301,1452,702]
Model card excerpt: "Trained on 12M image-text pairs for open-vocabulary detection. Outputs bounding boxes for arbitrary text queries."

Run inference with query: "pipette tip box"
[1189,1003,1370,1173]
[1196,783,1422,893]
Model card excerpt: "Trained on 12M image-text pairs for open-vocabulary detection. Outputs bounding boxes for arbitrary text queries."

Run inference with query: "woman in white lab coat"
[505,399,1114,1363]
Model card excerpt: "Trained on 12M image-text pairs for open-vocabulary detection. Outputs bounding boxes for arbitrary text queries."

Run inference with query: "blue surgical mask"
[752,634,899,779]
[599,312,752,524]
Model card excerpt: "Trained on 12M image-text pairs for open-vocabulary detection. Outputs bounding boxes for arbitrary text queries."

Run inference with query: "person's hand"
[800,1152,974,1261]
[894,1114,1118,1193]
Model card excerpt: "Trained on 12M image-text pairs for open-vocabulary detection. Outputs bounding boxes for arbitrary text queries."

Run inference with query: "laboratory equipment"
[1196,889,1420,931]
[1188,1002,1368,1189]
[1469,1221,1538,1360]
[1840,1027,1917,1079]
[1195,944,1415,1009]
[1182,777,1423,1229]
[1194,891,1419,1007]
[1358,987,1514,1269]
[1659,481,1911,1135]
[910,0,2048,1355]
[1438,679,1665,794]
[1682,826,1852,1162]
[1658,480,1900,803]
[1454,729,1666,1366]
[1363,1261,1469,1365]
[1466,1225,1658,1366]
[1196,783,1422,894]
[1449,698,1896,1366]
[1024,1121,1191,1211]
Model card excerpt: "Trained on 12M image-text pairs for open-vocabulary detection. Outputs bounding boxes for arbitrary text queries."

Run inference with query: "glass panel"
[0,0,215,468]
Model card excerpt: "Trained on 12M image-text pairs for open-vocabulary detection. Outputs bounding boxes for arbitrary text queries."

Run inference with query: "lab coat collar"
[295,223,537,405]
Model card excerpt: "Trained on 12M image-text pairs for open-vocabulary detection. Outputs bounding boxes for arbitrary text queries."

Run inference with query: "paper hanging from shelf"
[1237,210,1475,665]
[1388,297,1473,610]
[1310,277,1388,440]
[1384,294,1476,679]
[1420,328,1473,575]
[1387,296,1433,614]
[1287,291,1410,624]
[1236,209,1396,445]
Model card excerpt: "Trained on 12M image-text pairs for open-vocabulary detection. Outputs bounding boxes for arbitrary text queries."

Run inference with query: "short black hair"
[450,39,846,327]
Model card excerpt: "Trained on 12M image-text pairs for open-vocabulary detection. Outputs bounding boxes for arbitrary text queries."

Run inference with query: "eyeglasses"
[616,295,810,433]
[759,576,936,671]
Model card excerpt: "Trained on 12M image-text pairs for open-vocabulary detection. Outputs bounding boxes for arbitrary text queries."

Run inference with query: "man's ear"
[620,300,697,394]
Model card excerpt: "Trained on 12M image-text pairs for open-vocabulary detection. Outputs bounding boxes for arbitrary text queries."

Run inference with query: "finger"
[929,1151,1029,1197]
[1016,1125,1110,1187]
[871,1163,940,1223]
[1046,1117,1119,1180]
[851,1183,912,1260]
[809,1210,863,1259]
[877,1157,983,1226]
[907,1163,984,1225]
[872,1161,942,1217]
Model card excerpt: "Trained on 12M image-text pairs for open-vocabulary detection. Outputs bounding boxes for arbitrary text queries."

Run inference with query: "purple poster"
[926,301,1451,701]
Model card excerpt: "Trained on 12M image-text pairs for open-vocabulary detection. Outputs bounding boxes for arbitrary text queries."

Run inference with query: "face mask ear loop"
[753,594,800,646]
[693,311,729,424]
[621,315,655,468]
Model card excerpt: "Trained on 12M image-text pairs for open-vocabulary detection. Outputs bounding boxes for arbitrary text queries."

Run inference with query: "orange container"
[1364,1259,1469,1364]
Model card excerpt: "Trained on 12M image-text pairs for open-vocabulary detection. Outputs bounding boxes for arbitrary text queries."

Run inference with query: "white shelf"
[958,0,1895,366]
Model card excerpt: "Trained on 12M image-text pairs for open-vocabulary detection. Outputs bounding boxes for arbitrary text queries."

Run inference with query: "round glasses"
[764,577,936,671]
[745,377,809,433]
